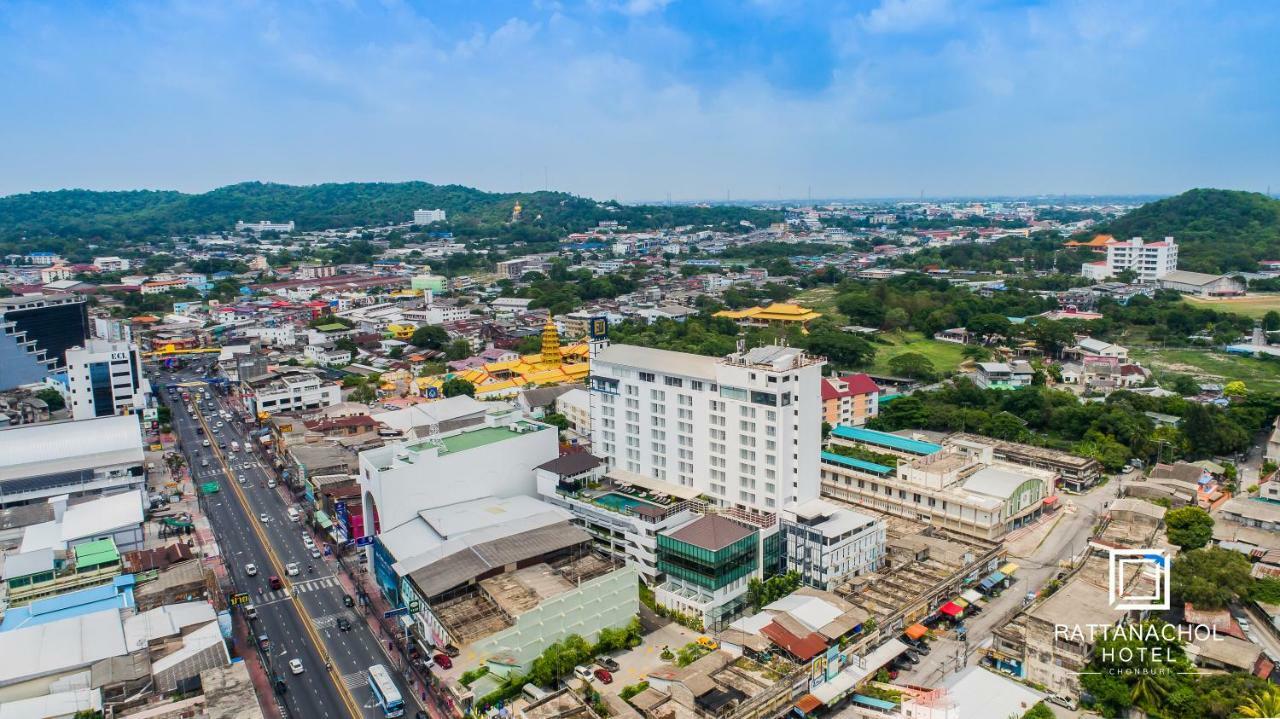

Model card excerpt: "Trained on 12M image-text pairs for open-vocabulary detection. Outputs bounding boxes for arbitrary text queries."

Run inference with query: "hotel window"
[602,405,614,416]
[652,442,665,453]
[711,442,726,454]
[739,449,756,461]
[664,377,682,387]
[626,411,638,422]
[651,429,666,440]
[651,389,665,401]
[678,408,692,419]
[626,398,639,409]
[766,410,777,422]
[691,381,704,391]
[639,372,655,382]
[740,420,755,432]
[766,440,776,451]
[679,422,693,433]
[740,406,756,418]
[651,403,665,414]
[739,463,754,475]
[740,435,755,447]
[766,454,776,466]
[625,385,638,396]
[653,417,665,427]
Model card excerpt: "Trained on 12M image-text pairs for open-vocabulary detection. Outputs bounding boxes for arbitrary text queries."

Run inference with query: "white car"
[238,475,246,484]
[201,439,210,447]
[302,536,315,549]
[285,562,300,577]
[267,479,277,488]
[310,548,322,559]
[289,658,305,675]
[259,513,270,523]
[245,563,258,577]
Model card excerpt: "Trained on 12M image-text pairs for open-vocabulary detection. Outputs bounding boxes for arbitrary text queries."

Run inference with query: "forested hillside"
[1087,188,1280,272]
[0,181,779,248]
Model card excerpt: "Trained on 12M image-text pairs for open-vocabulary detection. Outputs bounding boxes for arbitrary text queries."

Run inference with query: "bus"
[367,664,404,717]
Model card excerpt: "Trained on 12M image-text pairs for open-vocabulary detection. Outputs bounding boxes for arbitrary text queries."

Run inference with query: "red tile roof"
[821,373,879,401]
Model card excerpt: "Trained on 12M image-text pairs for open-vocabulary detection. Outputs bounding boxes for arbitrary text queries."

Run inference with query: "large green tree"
[1165,506,1214,551]
[410,324,449,350]
[1172,547,1253,609]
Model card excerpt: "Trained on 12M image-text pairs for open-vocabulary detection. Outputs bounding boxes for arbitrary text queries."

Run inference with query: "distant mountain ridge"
[0,181,779,244]
[1089,188,1280,273]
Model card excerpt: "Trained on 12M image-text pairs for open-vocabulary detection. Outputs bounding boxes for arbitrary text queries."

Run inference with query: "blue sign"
[355,535,374,547]
[383,607,410,619]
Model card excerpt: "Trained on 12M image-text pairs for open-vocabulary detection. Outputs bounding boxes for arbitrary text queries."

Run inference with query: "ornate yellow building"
[714,302,822,331]
[404,318,590,399]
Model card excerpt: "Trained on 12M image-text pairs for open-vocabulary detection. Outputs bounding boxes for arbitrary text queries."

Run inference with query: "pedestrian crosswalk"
[291,576,341,593]
[342,670,369,689]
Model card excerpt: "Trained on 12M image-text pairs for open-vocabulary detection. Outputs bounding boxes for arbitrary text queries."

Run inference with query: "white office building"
[63,339,151,421]
[589,344,826,513]
[413,209,447,225]
[1080,236,1178,282]
[239,368,341,417]
[781,498,886,591]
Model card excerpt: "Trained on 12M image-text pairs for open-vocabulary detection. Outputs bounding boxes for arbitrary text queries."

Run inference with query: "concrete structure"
[590,344,825,513]
[239,368,341,417]
[555,387,592,437]
[413,209,447,225]
[0,414,144,509]
[62,339,151,421]
[1079,236,1178,282]
[234,220,295,233]
[780,499,885,591]
[973,361,1034,390]
[358,408,558,540]
[92,256,131,272]
[537,461,704,585]
[1156,270,1245,297]
[820,373,879,427]
[945,433,1101,492]
[820,443,1056,542]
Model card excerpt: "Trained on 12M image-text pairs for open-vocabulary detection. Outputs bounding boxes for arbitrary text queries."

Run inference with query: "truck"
[230,441,239,453]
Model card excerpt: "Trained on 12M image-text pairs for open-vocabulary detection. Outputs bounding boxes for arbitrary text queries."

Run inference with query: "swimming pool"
[593,492,660,513]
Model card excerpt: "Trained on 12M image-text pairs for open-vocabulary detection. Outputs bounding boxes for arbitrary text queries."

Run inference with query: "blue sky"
[2,0,1278,200]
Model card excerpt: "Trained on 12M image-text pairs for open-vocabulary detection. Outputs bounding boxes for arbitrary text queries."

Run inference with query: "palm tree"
[1239,686,1280,718]
[1129,672,1169,712]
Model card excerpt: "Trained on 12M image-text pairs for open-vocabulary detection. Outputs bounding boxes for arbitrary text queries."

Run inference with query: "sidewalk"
[232,610,286,718]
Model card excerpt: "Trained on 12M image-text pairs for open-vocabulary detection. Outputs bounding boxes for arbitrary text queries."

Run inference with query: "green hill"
[0,181,779,247]
[1091,188,1280,273]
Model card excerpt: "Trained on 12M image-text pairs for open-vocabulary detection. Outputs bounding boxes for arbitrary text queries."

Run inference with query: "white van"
[287,507,301,522]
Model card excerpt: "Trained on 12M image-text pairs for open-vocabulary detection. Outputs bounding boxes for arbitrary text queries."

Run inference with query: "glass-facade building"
[657,529,758,591]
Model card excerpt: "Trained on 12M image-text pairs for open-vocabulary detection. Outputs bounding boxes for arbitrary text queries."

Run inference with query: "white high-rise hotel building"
[589,344,825,513]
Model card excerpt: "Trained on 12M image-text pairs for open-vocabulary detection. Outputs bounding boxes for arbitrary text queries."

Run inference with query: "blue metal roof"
[820,452,894,476]
[0,575,136,632]
[830,425,941,456]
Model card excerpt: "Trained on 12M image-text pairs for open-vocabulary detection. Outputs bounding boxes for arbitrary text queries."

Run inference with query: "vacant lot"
[868,331,970,377]
[1183,293,1280,319]
[1129,345,1280,393]
[793,286,844,319]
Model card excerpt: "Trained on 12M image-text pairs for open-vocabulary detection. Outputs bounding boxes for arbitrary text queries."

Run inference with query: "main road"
[159,367,419,719]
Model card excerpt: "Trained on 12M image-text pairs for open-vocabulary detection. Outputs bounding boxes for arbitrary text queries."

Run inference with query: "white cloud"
[862,0,953,34]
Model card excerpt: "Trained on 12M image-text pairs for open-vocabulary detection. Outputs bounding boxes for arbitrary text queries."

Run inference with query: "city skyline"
[2,0,1279,200]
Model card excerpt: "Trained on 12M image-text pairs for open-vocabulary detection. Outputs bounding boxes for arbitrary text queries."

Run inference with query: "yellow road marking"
[194,399,365,719]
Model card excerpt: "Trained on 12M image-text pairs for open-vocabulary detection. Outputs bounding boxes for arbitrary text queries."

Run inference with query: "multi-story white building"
[303,344,353,366]
[1080,236,1178,282]
[413,209,447,225]
[234,220,295,233]
[358,409,558,535]
[239,368,341,417]
[62,339,151,421]
[590,344,825,513]
[781,498,886,591]
[401,305,473,325]
[92,257,130,272]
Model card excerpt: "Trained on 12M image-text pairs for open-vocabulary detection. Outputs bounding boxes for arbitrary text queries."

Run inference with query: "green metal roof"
[314,511,333,529]
[74,539,120,568]
[830,425,941,456]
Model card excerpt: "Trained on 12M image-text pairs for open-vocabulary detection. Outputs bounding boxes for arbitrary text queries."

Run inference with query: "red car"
[268,575,283,590]
[433,654,452,670]
[594,668,613,684]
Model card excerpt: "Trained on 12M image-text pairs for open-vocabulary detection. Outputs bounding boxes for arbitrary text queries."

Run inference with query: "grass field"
[793,286,845,321]
[868,331,970,377]
[1129,345,1280,393]
[1183,293,1280,319]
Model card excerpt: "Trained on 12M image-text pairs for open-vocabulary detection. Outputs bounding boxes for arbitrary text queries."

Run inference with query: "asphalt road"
[158,367,415,719]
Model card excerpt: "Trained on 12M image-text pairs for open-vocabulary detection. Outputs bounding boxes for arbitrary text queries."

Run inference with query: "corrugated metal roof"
[408,520,589,598]
[0,415,143,482]
[830,425,941,456]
